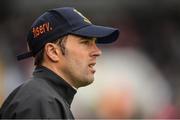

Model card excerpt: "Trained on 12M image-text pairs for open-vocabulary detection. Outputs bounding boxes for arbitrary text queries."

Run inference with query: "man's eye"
[81,41,90,45]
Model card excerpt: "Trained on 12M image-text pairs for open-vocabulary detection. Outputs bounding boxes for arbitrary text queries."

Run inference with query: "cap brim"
[71,25,120,44]
[16,52,33,61]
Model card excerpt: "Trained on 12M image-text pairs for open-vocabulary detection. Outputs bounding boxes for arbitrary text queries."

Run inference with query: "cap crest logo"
[32,22,53,38]
[73,9,92,24]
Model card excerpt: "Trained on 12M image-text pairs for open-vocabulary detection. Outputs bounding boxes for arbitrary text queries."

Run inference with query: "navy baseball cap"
[17,7,119,61]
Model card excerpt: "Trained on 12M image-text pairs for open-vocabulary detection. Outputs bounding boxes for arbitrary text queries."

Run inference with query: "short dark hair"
[34,36,66,66]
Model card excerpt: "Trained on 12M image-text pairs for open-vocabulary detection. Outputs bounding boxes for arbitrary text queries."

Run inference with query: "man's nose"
[91,44,102,57]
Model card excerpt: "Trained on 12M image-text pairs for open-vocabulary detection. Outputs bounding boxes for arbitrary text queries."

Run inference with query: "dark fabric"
[0,66,77,119]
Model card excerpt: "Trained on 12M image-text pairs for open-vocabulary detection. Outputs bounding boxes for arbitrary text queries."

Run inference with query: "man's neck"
[41,64,77,90]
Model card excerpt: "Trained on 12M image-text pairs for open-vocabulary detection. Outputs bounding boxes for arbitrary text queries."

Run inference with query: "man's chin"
[78,78,94,88]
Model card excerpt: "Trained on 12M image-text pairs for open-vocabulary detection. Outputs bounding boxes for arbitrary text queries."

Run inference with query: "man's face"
[60,35,102,88]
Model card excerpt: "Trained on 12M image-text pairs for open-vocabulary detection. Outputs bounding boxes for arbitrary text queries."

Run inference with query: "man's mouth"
[88,63,96,73]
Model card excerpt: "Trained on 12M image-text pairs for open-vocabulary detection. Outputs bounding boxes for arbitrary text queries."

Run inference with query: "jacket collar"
[32,66,77,106]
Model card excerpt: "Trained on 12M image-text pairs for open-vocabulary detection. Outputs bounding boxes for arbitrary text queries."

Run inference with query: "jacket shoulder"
[14,77,62,101]
[0,78,68,118]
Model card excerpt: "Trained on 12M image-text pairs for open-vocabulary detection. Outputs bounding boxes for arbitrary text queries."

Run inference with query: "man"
[0,7,119,119]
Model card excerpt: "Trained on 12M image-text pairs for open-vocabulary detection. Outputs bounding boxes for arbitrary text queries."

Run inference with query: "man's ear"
[44,43,60,62]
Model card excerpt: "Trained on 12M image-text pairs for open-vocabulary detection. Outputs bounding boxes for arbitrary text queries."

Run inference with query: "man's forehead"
[70,34,97,41]
[79,36,97,41]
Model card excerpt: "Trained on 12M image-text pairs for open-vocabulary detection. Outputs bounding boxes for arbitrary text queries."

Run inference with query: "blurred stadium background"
[0,0,180,119]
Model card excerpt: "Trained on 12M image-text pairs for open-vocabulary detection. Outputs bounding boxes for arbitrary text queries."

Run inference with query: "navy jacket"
[0,66,76,119]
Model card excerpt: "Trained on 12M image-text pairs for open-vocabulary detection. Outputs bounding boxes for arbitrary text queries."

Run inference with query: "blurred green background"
[0,0,180,118]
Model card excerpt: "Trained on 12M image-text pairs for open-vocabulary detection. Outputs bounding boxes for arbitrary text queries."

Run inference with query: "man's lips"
[88,63,96,73]
[88,63,96,67]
